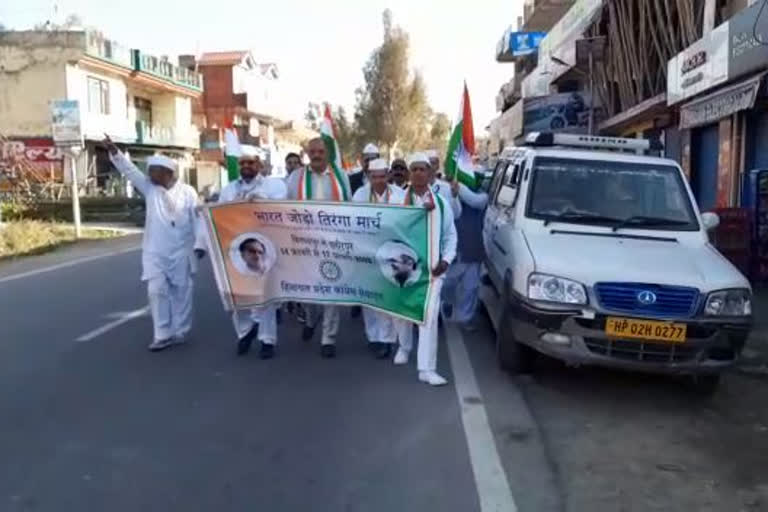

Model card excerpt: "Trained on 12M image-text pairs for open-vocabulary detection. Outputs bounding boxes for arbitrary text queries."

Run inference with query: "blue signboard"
[509,31,546,57]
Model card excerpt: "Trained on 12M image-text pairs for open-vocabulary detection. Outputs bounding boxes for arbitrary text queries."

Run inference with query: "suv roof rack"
[523,132,663,152]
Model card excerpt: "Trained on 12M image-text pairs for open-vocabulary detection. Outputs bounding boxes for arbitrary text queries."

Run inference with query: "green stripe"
[456,167,478,189]
[322,133,349,200]
[443,122,462,181]
[226,155,239,182]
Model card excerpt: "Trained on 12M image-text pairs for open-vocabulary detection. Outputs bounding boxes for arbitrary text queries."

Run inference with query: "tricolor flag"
[444,83,477,189]
[321,104,344,176]
[224,128,241,183]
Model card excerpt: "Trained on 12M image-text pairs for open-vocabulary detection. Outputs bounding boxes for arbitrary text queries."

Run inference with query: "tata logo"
[637,290,657,305]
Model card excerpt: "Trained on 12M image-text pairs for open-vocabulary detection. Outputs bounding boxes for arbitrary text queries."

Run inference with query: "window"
[87,77,110,114]
[134,97,152,125]
[526,157,699,231]
[488,161,508,203]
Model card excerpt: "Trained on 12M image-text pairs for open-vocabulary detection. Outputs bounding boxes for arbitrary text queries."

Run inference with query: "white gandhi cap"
[363,143,380,155]
[240,145,265,159]
[367,158,389,173]
[147,155,177,173]
[407,152,430,167]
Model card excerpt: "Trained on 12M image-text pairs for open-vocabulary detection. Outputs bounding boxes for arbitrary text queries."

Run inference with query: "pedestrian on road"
[352,158,405,360]
[348,143,380,195]
[284,152,303,177]
[103,136,206,352]
[285,137,352,358]
[390,158,409,189]
[394,152,457,386]
[218,146,288,359]
[426,150,462,220]
[442,180,488,327]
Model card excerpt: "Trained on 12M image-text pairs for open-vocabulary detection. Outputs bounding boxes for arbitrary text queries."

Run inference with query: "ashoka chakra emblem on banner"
[320,260,342,282]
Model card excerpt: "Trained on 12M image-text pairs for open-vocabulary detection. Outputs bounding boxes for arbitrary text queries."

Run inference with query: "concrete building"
[179,50,288,187]
[0,30,203,192]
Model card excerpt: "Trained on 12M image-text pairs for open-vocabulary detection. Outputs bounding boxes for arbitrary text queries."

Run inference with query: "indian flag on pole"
[224,128,241,183]
[320,104,349,200]
[444,83,477,189]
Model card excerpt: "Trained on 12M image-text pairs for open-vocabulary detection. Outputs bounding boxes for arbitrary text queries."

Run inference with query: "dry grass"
[0,221,117,259]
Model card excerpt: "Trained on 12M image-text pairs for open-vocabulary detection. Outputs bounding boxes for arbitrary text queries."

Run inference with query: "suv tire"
[496,302,536,374]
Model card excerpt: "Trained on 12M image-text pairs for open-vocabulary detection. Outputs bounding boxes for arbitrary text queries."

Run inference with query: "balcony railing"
[131,50,203,92]
[135,121,200,149]
[85,31,133,68]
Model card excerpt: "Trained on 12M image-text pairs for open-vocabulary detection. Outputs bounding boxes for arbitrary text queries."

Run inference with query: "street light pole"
[588,50,594,135]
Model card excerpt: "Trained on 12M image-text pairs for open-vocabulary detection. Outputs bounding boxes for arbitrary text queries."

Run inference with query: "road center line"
[75,306,149,343]
[445,323,518,512]
[0,246,141,284]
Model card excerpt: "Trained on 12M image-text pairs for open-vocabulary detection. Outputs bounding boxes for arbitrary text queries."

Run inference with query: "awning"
[679,72,767,130]
[598,93,668,135]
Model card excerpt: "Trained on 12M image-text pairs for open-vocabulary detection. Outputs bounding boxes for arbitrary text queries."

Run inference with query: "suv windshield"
[526,157,699,231]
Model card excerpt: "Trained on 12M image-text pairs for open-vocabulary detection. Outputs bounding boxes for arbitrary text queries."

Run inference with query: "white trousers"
[362,307,397,344]
[231,304,278,344]
[305,304,340,345]
[147,274,194,342]
[396,276,444,372]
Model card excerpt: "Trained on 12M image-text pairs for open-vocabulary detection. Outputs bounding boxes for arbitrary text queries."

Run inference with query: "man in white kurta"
[394,153,457,386]
[219,146,287,359]
[351,158,405,359]
[285,137,352,358]
[105,137,205,351]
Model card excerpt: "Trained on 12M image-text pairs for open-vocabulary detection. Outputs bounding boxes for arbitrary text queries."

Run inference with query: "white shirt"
[285,166,352,201]
[405,187,458,265]
[432,179,462,219]
[110,151,204,284]
[351,183,406,205]
[219,175,288,202]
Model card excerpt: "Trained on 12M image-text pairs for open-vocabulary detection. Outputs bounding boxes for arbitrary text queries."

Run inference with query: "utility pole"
[65,146,82,238]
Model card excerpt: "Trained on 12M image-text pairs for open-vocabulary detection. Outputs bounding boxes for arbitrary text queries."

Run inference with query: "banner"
[202,200,438,324]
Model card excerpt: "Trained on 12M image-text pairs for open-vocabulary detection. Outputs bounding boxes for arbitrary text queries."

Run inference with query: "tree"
[332,106,358,167]
[34,13,84,31]
[428,112,452,157]
[354,9,431,157]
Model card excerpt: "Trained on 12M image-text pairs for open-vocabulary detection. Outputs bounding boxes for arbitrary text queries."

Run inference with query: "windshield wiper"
[542,210,623,227]
[612,215,690,232]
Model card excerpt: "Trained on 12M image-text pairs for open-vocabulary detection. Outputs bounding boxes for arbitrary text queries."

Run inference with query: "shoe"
[321,344,336,359]
[375,343,392,360]
[369,341,381,352]
[350,305,362,318]
[419,371,448,386]
[237,324,259,356]
[296,305,307,324]
[259,343,275,360]
[148,338,174,352]
[393,349,410,365]
[302,325,315,342]
[442,303,454,320]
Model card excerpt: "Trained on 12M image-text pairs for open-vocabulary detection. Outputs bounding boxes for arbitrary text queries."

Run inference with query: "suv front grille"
[594,283,699,318]
[584,338,700,363]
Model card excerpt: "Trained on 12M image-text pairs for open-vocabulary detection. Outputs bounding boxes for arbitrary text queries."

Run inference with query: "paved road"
[2,237,766,512]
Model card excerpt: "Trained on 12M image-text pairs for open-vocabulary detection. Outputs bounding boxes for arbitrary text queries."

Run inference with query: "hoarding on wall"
[509,31,546,57]
[668,1,768,106]
[0,138,65,183]
[667,24,730,105]
[50,100,82,145]
[523,92,592,134]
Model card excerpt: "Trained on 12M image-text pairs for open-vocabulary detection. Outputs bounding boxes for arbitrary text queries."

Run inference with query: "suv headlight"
[528,273,587,305]
[704,289,752,316]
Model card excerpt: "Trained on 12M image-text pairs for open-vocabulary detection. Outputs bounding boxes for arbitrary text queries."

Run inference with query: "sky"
[0,0,523,136]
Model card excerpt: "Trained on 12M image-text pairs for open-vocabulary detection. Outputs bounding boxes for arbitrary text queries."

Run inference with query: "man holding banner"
[219,145,287,359]
[352,157,405,359]
[285,137,351,358]
[394,152,457,386]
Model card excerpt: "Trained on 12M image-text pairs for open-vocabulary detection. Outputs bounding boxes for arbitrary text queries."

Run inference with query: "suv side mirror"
[497,185,517,207]
[701,212,720,231]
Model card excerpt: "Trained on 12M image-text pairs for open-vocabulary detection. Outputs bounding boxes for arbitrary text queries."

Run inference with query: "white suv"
[480,133,752,394]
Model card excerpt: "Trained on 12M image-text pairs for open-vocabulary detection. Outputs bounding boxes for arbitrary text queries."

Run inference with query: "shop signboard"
[50,100,82,146]
[728,1,768,81]
[667,23,730,105]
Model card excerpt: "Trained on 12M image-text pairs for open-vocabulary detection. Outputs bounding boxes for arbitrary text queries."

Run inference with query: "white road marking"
[0,246,141,284]
[445,323,518,512]
[75,306,149,342]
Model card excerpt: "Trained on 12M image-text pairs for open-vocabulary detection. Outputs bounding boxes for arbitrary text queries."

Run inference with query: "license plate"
[605,317,687,343]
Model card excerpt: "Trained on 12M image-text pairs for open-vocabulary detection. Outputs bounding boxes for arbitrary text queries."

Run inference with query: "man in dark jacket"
[348,143,380,194]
